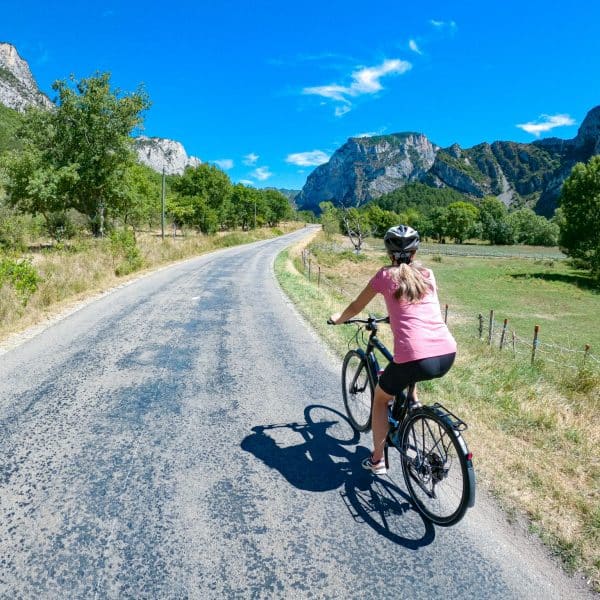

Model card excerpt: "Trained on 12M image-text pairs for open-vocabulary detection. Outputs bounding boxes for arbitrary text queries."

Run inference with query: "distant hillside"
[297,106,600,217]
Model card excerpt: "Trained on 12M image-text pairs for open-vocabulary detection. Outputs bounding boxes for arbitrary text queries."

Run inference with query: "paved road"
[0,228,593,598]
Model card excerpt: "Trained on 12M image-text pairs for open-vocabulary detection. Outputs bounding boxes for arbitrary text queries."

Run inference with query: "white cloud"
[252,167,272,181]
[243,153,259,166]
[409,39,423,55]
[303,58,412,116]
[285,150,330,167]
[430,19,457,30]
[335,105,351,117]
[214,159,234,170]
[239,179,255,186]
[516,114,576,137]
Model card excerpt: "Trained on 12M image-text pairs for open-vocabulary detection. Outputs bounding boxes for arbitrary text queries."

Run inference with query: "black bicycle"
[330,314,476,526]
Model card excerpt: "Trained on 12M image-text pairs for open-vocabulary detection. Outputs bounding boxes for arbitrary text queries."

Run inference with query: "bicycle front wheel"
[399,410,471,526]
[341,350,374,432]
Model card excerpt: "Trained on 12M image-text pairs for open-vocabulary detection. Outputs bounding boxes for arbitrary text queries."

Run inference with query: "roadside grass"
[275,232,600,592]
[0,224,301,342]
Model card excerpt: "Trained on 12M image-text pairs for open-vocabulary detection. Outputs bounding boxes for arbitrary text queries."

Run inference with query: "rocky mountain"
[297,106,600,216]
[0,42,53,111]
[133,136,201,175]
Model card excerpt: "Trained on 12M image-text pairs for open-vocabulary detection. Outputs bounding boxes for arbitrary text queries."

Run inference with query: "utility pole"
[161,166,166,240]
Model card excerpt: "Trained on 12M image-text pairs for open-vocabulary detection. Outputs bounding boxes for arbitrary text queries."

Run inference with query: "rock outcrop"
[0,42,53,111]
[297,133,437,209]
[297,106,600,216]
[134,136,201,175]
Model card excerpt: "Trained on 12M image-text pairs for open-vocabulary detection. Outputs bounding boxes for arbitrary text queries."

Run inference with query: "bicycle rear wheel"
[341,350,374,432]
[398,410,471,526]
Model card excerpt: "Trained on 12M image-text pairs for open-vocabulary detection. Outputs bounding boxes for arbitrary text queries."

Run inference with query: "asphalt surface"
[0,227,594,599]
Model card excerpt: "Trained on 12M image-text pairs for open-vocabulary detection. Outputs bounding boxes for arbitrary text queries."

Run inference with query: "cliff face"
[296,133,438,210]
[297,106,600,216]
[0,43,53,111]
[133,136,201,175]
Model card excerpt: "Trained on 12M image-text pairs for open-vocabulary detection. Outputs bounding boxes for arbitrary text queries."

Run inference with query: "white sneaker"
[362,456,387,475]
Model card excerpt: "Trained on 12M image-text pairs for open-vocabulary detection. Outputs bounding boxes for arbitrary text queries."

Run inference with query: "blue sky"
[3,0,600,190]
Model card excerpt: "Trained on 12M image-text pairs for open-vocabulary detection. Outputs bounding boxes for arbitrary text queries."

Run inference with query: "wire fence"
[298,248,599,374]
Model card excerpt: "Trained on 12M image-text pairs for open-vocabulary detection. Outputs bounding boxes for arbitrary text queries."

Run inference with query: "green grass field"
[275,232,600,592]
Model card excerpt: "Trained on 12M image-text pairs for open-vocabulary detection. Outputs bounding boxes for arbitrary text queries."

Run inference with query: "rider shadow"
[241,404,435,549]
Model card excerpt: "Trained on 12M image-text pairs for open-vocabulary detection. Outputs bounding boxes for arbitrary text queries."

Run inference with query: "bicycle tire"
[341,350,374,432]
[397,410,471,526]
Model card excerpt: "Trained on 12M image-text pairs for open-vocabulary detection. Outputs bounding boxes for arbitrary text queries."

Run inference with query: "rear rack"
[431,403,468,432]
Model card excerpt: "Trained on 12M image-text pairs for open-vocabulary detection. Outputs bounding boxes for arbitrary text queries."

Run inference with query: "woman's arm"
[329,283,377,324]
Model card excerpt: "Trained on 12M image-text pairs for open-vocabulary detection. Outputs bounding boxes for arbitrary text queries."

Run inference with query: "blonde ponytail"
[392,262,431,303]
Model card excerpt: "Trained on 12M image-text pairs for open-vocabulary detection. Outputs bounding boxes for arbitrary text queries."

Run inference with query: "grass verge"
[275,232,600,592]
[0,224,302,342]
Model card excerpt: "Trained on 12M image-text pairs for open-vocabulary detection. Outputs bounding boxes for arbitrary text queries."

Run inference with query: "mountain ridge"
[297,107,600,216]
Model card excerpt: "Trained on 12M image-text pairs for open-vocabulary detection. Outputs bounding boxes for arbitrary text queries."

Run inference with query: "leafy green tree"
[229,184,262,230]
[319,201,340,237]
[428,206,449,242]
[262,189,293,226]
[507,208,559,246]
[364,204,399,236]
[2,73,150,236]
[445,201,480,244]
[173,163,232,229]
[119,163,162,230]
[559,156,600,277]
[479,196,515,244]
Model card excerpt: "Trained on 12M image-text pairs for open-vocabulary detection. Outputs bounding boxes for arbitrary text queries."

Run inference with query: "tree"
[319,201,340,237]
[2,73,150,236]
[340,206,369,253]
[479,196,515,244]
[559,156,600,278]
[445,201,479,244]
[364,204,399,237]
[262,189,293,226]
[507,208,559,246]
[172,163,232,230]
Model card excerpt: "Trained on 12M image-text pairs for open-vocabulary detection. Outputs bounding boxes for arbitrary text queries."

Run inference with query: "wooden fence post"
[444,304,449,324]
[478,314,483,340]
[487,310,495,345]
[318,266,321,287]
[583,344,591,367]
[531,325,540,365]
[499,318,508,349]
[512,331,516,355]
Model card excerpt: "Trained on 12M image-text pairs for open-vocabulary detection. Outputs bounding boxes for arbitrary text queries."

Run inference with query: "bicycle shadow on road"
[241,404,435,549]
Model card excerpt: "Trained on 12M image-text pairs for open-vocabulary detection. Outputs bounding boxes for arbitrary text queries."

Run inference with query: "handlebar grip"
[327,318,336,325]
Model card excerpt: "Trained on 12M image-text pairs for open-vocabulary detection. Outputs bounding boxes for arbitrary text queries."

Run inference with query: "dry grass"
[275,232,600,591]
[0,224,302,342]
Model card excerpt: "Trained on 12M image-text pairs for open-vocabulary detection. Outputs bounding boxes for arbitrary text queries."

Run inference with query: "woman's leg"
[371,384,394,462]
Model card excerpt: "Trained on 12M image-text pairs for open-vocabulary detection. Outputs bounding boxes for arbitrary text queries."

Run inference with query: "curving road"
[0,228,592,598]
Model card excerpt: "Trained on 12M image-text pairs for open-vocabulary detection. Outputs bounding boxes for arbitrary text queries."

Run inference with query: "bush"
[109,229,144,276]
[0,257,40,304]
[45,211,77,242]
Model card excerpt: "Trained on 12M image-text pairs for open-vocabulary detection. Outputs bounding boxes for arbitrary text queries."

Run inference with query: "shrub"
[109,229,144,276]
[45,211,77,242]
[0,257,40,304]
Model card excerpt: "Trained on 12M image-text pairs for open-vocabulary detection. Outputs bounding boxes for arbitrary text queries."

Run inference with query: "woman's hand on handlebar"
[327,312,341,325]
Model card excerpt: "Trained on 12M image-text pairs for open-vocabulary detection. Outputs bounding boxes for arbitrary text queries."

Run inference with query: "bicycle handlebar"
[327,315,389,325]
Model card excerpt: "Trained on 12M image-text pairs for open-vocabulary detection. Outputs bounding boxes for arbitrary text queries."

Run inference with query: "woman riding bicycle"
[329,225,457,475]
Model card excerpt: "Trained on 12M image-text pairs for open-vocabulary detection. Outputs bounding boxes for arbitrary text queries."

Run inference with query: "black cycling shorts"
[378,352,456,396]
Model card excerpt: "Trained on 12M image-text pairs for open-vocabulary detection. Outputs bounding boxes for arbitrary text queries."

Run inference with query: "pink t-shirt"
[369,266,457,364]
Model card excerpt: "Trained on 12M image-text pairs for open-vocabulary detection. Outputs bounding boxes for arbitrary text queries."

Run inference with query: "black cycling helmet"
[384,225,420,262]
